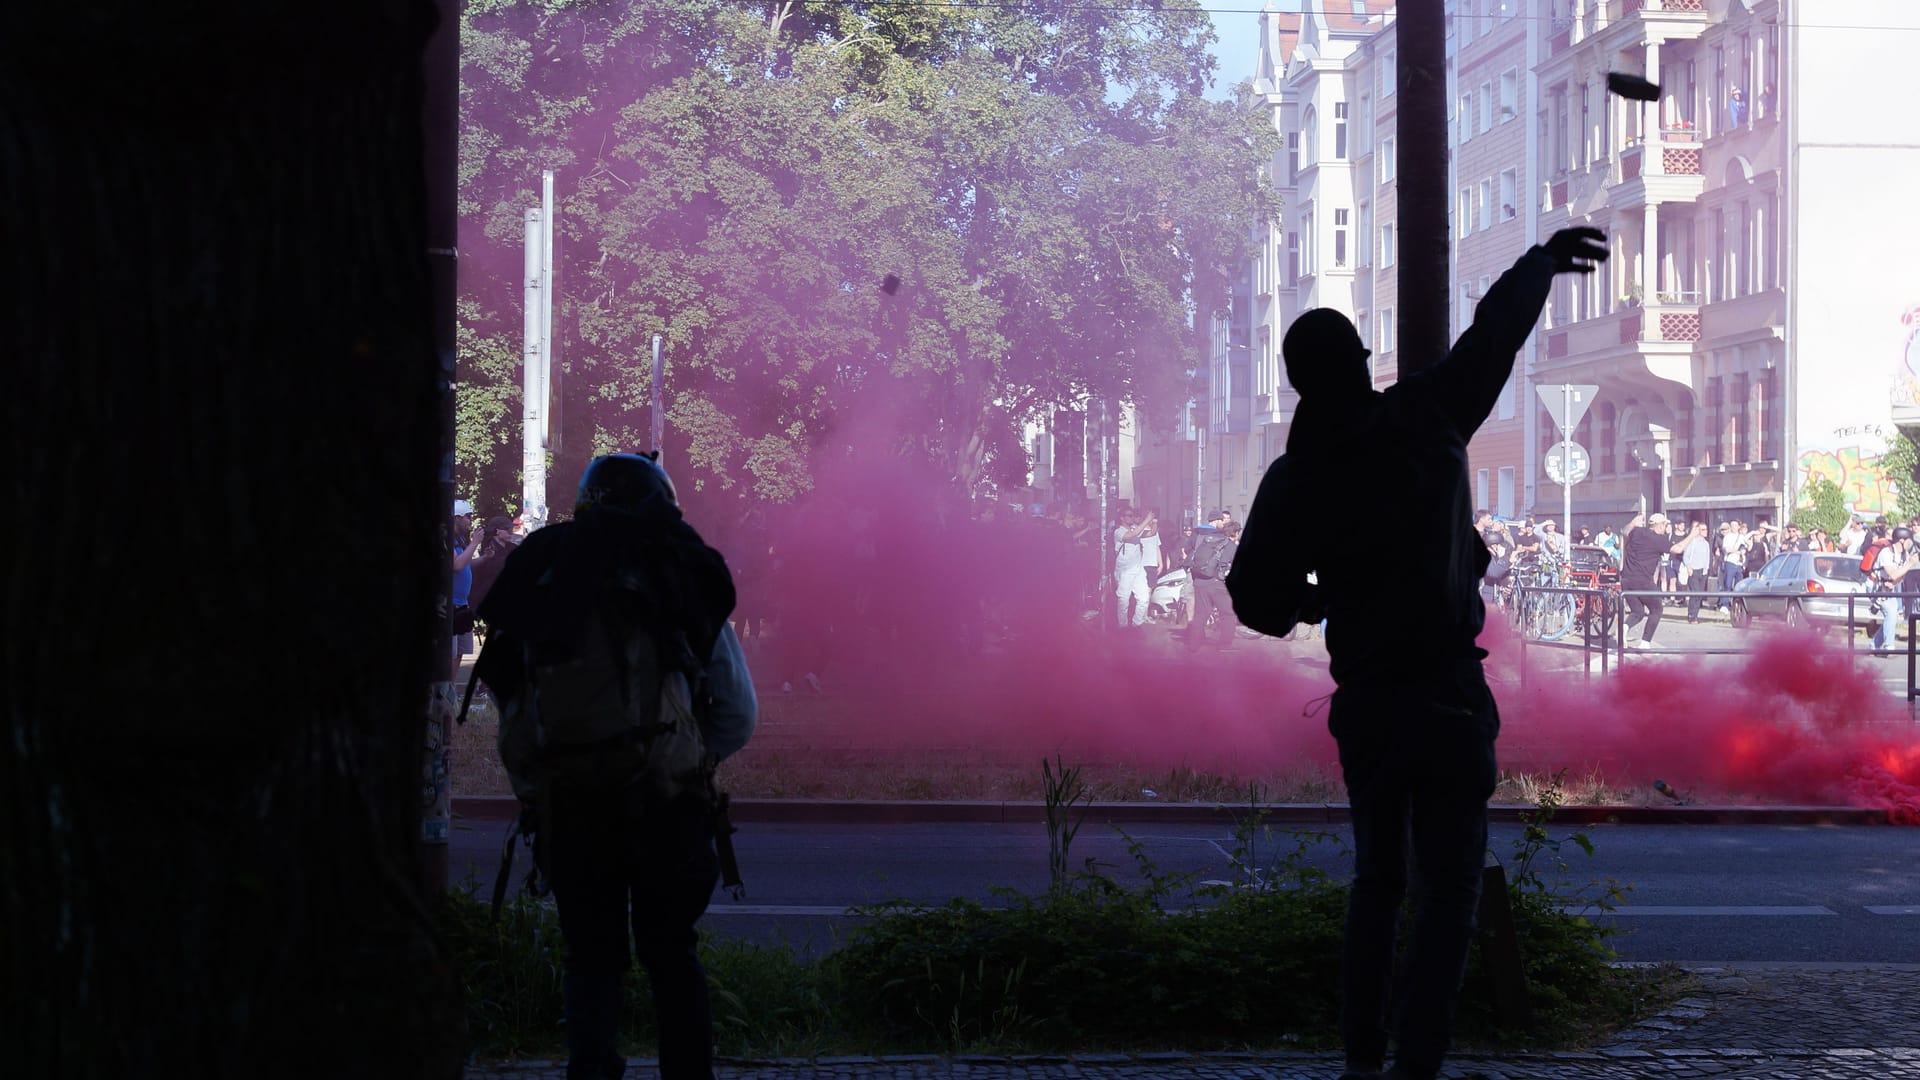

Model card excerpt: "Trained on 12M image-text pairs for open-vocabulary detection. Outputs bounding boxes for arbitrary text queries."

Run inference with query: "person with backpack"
[1185,509,1236,650]
[1869,527,1918,652]
[471,452,756,1080]
[1227,228,1609,1080]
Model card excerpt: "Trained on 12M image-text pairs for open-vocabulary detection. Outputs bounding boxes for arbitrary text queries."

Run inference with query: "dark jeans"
[1329,663,1499,1080]
[1624,590,1662,642]
[542,788,721,1080]
[1685,573,1709,619]
[1190,578,1233,649]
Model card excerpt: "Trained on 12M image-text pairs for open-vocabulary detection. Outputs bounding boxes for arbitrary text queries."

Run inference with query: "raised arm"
[1424,228,1607,438]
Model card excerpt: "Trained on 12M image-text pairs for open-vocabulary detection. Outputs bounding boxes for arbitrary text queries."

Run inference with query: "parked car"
[1729,551,1874,631]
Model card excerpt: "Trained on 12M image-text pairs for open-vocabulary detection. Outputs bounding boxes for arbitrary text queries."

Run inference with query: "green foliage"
[1798,476,1851,537]
[437,887,842,1059]
[439,772,1676,1059]
[455,0,1280,514]
[1878,429,1920,523]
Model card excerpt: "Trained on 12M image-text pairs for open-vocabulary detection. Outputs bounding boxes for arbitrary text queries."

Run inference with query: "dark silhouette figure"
[477,453,757,1080]
[1229,229,1608,1080]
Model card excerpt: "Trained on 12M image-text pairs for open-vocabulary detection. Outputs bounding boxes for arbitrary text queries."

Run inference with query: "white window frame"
[1479,81,1493,133]
[1381,222,1396,267]
[1380,136,1396,182]
[1499,68,1518,122]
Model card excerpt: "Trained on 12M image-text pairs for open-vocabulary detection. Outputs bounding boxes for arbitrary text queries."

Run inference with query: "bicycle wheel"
[1535,589,1578,641]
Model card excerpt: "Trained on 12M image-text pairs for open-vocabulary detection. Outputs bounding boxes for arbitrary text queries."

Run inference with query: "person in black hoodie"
[1227,228,1607,1080]
[475,452,756,1080]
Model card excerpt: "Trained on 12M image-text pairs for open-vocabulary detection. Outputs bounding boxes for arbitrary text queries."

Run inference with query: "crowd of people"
[1474,504,1920,649]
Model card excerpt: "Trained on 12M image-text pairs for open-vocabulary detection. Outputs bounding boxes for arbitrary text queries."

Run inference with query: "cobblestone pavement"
[467,966,1920,1079]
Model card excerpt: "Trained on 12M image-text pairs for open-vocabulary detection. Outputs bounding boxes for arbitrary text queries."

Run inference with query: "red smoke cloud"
[694,427,1919,821]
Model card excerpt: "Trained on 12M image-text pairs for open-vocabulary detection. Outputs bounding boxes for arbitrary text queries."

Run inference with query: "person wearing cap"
[450,499,481,674]
[1183,509,1236,649]
[1229,227,1610,1080]
[1620,513,1689,648]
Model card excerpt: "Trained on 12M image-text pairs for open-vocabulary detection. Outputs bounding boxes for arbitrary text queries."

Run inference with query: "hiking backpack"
[463,588,714,811]
[1862,540,1891,576]
[1192,534,1233,580]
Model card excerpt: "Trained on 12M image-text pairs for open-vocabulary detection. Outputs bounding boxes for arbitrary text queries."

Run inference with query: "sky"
[1206,4,1270,103]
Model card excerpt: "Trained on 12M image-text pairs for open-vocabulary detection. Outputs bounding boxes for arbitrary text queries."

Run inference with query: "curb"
[452,796,1894,826]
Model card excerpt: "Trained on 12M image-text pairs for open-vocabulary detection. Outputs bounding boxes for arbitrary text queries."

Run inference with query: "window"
[1764,24,1781,120]
[1499,168,1517,221]
[1733,372,1752,462]
[1764,192,1779,288]
[1577,83,1589,168]
[1479,82,1493,133]
[1381,222,1396,267]
[1286,132,1299,185]
[1302,209,1315,275]
[1498,373,1516,421]
[1287,232,1299,285]
[1357,94,1371,154]
[1712,46,1726,137]
[1499,68,1517,121]
[1461,284,1475,330]
[1707,375,1725,466]
[1712,207,1727,301]
[1303,107,1318,165]
[1380,136,1396,182]
[1477,469,1491,511]
[1335,101,1349,160]
[1497,466,1515,519]
[1760,367,1778,460]
[1478,0,1491,36]
[1359,202,1371,265]
[1335,208,1349,266]
[1457,0,1473,42]
[1379,307,1395,353]
[1458,188,1472,237]
[1598,403,1615,475]
[1478,178,1493,230]
[1459,92,1473,143]
[1552,90,1569,172]
[1381,50,1396,96]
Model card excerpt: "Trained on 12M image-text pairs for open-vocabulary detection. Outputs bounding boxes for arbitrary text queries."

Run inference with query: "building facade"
[1232,0,1920,532]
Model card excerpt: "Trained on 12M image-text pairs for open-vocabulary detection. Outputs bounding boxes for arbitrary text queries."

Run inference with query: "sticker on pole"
[1545,442,1592,486]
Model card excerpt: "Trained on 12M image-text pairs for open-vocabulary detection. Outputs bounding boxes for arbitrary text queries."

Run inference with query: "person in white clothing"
[1113,508,1154,627]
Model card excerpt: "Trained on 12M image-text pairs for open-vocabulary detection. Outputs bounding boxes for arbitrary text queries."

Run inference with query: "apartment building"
[1232,0,1920,532]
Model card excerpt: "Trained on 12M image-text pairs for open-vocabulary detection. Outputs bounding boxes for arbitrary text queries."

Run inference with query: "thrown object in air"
[881,273,901,295]
[1607,72,1660,102]
[1652,778,1684,803]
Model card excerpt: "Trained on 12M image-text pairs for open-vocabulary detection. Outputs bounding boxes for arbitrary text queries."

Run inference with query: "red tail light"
[1805,580,1825,593]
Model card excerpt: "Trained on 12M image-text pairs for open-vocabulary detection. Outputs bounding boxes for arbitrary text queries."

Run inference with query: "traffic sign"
[1545,441,1592,485]
[1536,384,1599,435]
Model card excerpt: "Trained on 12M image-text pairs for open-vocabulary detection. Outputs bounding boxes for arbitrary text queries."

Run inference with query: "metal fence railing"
[1506,584,1920,706]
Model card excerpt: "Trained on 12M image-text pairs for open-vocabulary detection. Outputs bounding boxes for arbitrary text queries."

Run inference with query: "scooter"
[1150,568,1190,625]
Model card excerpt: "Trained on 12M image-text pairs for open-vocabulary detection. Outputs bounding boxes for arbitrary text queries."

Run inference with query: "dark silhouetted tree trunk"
[1397,0,1450,376]
[1,5,466,1077]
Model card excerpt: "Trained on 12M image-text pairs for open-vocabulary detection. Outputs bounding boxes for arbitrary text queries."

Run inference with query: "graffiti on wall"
[1798,443,1896,516]
[1896,304,1920,407]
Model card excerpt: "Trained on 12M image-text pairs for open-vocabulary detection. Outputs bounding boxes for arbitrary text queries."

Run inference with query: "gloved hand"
[1541,226,1608,274]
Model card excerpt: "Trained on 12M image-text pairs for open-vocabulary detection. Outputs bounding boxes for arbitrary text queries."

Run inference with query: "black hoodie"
[1230,248,1556,686]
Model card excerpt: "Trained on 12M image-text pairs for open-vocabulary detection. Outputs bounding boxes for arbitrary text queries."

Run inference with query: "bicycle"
[1511,555,1578,641]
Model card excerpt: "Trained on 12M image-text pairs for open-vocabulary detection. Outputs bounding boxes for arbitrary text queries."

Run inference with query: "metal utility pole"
[521,171,555,530]
[650,333,666,452]
[1396,0,1449,375]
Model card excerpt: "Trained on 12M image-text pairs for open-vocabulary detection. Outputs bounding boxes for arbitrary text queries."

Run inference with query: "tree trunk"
[1397,0,1451,375]
[0,6,465,1077]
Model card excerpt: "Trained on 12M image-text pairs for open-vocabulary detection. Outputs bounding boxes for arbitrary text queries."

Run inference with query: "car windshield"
[1811,556,1867,582]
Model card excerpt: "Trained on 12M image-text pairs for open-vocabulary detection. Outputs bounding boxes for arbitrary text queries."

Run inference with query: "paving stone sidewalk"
[468,965,1920,1079]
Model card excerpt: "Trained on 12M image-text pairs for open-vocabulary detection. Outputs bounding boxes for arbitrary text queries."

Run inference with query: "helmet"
[1896,527,1914,542]
[576,452,678,514]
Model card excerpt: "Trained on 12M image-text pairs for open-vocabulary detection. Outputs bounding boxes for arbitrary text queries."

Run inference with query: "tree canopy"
[456,0,1279,515]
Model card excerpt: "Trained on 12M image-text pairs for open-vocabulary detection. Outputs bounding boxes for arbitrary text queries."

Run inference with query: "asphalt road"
[448,818,1920,965]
